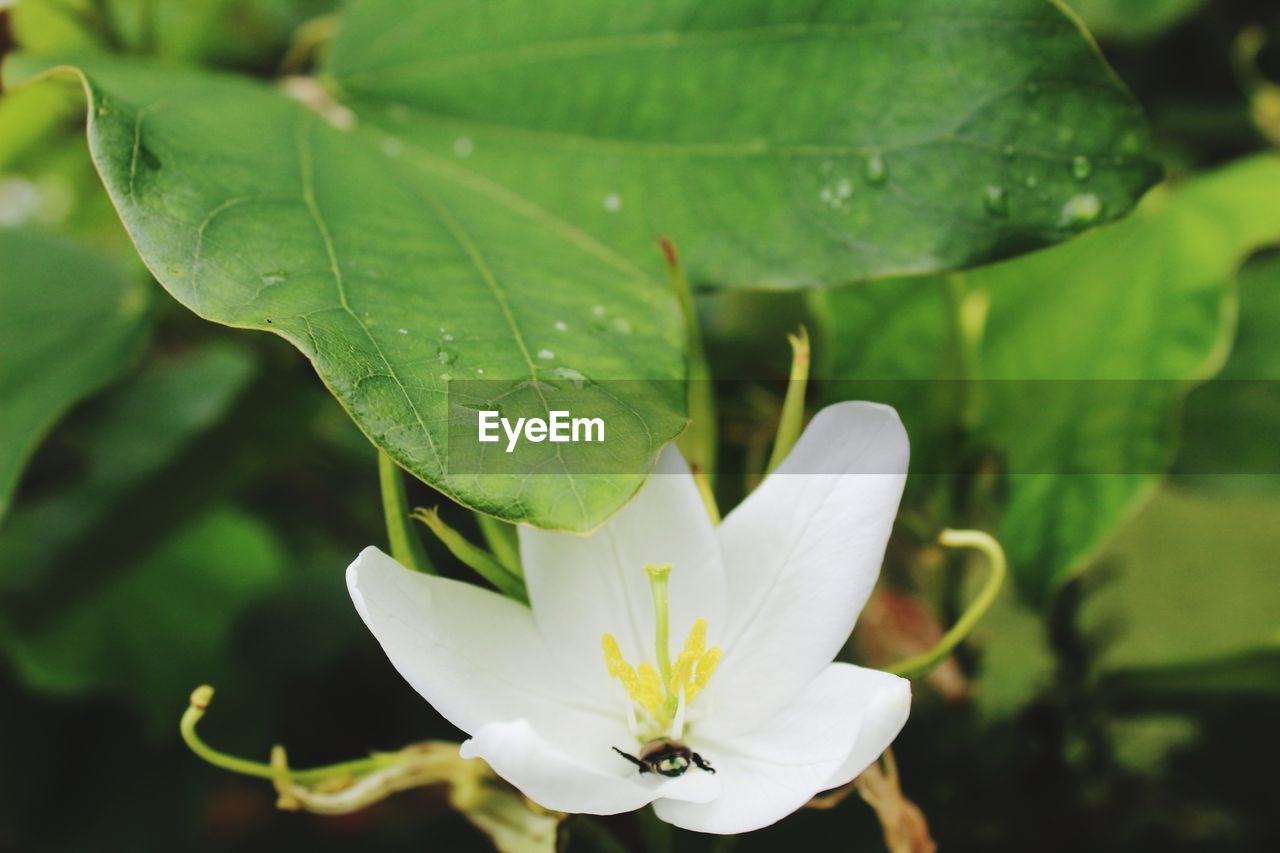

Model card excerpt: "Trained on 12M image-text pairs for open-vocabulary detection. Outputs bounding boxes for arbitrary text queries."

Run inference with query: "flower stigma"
[601,563,723,742]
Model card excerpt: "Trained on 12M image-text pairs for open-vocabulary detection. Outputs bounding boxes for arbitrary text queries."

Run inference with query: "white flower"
[347,402,912,834]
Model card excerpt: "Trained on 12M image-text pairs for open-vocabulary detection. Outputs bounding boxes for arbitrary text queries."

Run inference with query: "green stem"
[378,450,433,573]
[765,326,810,475]
[412,508,528,604]
[659,237,717,485]
[887,529,1006,680]
[278,14,340,75]
[180,686,397,783]
[476,512,522,576]
[645,564,673,684]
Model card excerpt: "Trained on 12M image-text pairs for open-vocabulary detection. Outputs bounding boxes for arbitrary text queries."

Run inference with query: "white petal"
[654,663,907,834]
[712,402,907,734]
[519,445,726,697]
[347,547,623,758]
[461,719,721,815]
[823,667,913,789]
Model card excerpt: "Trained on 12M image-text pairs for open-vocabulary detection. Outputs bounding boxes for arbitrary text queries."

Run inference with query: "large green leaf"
[815,155,1280,602]
[0,228,150,522]
[5,56,687,530]
[1065,0,1205,42]
[3,0,1159,528]
[326,0,1159,288]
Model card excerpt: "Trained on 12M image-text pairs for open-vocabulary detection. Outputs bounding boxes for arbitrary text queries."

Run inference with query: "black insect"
[613,739,715,777]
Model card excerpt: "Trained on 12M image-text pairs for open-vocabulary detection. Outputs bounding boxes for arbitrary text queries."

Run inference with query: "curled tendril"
[886,529,1007,680]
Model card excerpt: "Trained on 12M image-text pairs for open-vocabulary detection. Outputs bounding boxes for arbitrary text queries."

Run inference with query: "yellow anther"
[682,619,707,659]
[670,652,694,697]
[603,634,666,714]
[602,634,627,676]
[636,663,665,713]
[602,634,643,698]
[688,647,723,703]
[668,619,707,697]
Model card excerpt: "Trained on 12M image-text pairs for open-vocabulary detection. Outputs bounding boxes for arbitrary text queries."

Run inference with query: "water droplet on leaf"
[864,152,888,185]
[1059,193,1102,227]
[537,349,555,360]
[982,185,1008,217]
[1071,155,1093,181]
[550,367,588,388]
[453,137,474,157]
[603,193,622,213]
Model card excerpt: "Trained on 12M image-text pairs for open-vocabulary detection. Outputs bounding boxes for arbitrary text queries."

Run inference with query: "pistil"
[645,563,673,683]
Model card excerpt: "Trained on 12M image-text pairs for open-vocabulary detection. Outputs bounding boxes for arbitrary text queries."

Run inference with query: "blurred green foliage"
[1,0,1279,851]
[0,228,150,520]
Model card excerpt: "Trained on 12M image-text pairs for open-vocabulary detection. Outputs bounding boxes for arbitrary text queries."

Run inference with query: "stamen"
[689,647,722,703]
[669,687,687,740]
[636,663,665,713]
[600,568,724,741]
[602,634,644,702]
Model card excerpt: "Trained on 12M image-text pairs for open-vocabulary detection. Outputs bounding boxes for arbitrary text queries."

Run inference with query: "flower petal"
[519,445,726,697]
[461,719,721,815]
[712,402,908,734]
[823,667,913,789]
[654,662,907,834]
[347,547,622,754]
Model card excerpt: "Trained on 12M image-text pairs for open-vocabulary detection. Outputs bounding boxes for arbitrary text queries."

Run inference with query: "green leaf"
[1098,644,1280,712]
[1065,0,1205,42]
[5,507,286,732]
[0,228,150,522]
[5,56,687,530]
[1084,486,1280,672]
[3,0,1160,528]
[815,155,1280,602]
[326,0,1159,288]
[1174,252,1280,493]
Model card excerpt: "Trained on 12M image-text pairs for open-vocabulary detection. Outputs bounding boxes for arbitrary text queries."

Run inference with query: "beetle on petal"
[347,401,912,834]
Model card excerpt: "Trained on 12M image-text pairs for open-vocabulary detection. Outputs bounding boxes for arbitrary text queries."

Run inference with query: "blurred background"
[1,1,1279,850]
